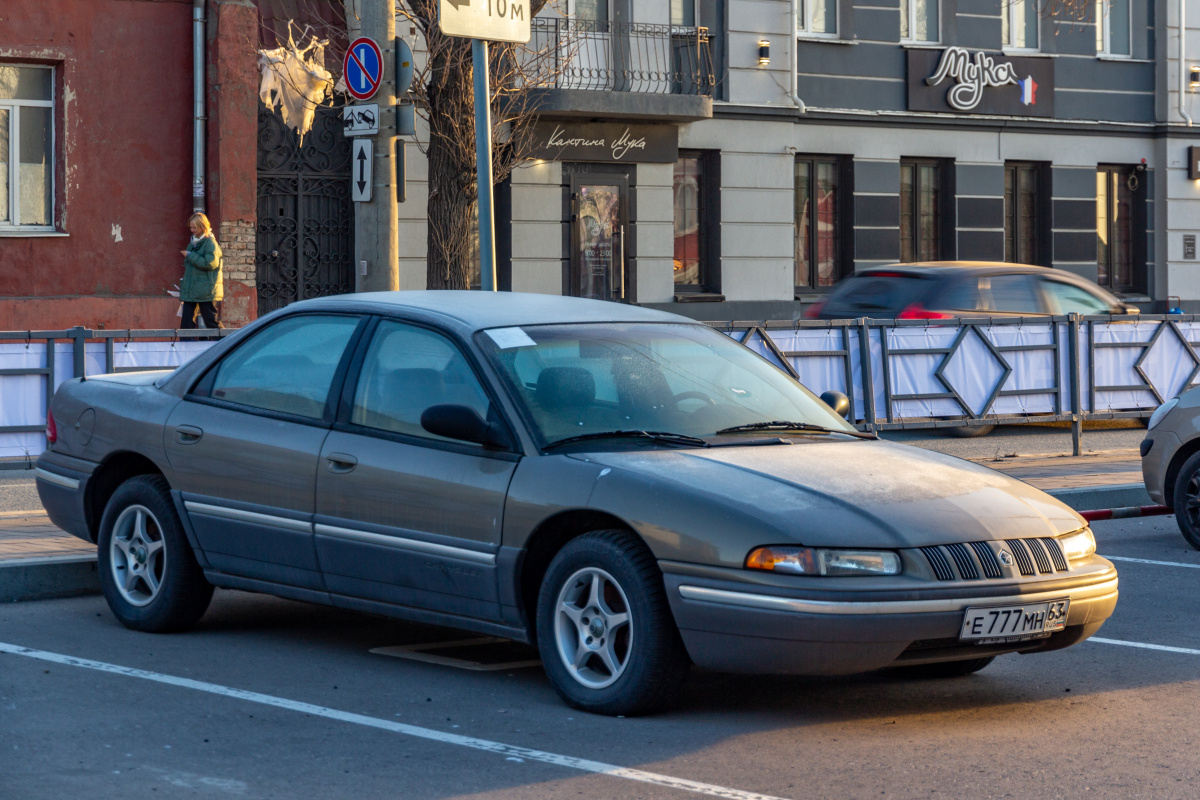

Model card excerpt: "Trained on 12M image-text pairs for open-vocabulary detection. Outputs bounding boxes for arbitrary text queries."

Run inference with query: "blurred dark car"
[807,262,1137,320]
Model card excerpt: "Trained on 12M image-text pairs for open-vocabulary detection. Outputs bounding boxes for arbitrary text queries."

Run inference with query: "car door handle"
[325,453,358,473]
[175,425,204,445]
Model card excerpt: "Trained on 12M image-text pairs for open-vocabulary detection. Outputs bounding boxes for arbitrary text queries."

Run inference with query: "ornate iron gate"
[256,104,353,314]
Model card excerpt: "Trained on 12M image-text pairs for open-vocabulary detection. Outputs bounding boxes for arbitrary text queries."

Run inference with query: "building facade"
[396,0,1200,317]
[0,0,264,331]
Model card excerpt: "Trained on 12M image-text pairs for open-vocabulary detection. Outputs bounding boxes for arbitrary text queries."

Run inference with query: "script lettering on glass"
[925,46,1019,111]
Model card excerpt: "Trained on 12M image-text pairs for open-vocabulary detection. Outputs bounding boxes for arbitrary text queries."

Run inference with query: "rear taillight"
[803,300,826,319]
[897,303,952,320]
[46,408,57,444]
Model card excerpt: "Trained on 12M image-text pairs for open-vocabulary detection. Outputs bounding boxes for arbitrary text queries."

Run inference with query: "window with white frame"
[1002,0,1039,50]
[0,65,54,230]
[797,0,837,36]
[900,0,938,42]
[1095,0,1131,56]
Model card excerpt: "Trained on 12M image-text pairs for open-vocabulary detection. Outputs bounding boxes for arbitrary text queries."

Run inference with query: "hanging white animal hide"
[258,27,333,143]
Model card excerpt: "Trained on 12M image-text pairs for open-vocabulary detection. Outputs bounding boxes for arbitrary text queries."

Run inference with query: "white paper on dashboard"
[486,327,537,349]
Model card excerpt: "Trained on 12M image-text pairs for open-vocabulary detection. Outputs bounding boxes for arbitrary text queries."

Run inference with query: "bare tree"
[398,0,560,290]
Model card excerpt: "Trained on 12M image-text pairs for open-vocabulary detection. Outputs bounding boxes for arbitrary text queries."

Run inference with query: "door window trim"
[334,315,523,461]
[184,312,370,429]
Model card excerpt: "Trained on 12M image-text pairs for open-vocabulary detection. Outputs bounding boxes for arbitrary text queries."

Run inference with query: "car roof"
[282,291,693,333]
[858,261,1057,277]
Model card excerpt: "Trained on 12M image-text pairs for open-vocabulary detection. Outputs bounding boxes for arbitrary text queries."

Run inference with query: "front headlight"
[1148,398,1179,430]
[1058,528,1097,562]
[746,546,902,576]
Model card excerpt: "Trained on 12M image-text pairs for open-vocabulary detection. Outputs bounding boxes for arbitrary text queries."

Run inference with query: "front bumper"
[1141,429,1181,506]
[662,559,1118,675]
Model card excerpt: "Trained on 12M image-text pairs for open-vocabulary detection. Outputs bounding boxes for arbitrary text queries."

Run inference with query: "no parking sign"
[343,36,384,101]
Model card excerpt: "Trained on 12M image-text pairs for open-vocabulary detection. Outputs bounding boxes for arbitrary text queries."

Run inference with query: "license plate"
[959,599,1069,642]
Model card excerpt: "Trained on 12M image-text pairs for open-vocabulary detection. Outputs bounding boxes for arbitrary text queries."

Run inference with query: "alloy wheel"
[109,504,167,607]
[553,567,633,690]
[1186,474,1200,528]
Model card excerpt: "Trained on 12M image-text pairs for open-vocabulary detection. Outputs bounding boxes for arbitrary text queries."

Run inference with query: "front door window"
[573,181,626,301]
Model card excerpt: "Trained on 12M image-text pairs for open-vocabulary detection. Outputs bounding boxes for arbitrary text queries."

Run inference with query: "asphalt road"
[0,471,42,514]
[2,513,1198,800]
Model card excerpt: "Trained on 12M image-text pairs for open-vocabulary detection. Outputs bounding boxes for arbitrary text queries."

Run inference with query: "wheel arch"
[85,451,168,542]
[1164,439,1200,508]
[517,509,640,639]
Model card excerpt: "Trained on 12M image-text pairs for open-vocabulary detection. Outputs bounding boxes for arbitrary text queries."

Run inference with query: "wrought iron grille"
[528,19,714,96]
[256,104,354,315]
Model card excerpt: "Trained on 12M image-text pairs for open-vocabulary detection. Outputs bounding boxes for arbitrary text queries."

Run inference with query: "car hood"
[579,438,1086,549]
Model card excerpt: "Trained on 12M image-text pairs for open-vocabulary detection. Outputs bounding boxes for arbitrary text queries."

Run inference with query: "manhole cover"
[370,637,541,671]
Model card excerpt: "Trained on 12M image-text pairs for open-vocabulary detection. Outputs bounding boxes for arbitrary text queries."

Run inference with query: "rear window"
[822,273,931,316]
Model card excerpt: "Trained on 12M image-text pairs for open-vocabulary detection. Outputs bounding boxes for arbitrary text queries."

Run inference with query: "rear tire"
[97,475,213,632]
[536,530,690,716]
[901,656,995,678]
[949,424,995,438]
[1172,451,1200,550]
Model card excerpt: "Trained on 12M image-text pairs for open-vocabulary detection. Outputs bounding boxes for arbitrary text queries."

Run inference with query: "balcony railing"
[528,19,714,96]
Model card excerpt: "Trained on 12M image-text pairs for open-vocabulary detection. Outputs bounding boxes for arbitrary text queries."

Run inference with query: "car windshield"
[476,322,856,445]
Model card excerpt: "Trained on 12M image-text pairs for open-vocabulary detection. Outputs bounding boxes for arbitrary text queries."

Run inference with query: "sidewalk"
[0,449,1151,603]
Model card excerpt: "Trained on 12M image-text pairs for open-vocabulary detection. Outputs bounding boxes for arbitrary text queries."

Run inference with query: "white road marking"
[0,641,788,800]
[1090,637,1200,656]
[1104,555,1200,570]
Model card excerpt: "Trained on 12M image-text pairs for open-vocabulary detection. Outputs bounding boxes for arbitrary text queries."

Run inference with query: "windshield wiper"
[715,421,876,439]
[543,430,709,450]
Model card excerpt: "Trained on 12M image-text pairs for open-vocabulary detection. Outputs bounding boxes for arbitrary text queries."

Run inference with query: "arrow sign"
[439,0,530,43]
[351,139,373,202]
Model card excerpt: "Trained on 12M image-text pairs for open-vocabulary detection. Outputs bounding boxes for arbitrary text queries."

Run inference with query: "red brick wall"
[0,0,259,331]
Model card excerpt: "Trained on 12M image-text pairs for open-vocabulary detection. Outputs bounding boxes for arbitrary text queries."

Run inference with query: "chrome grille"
[1005,539,1036,576]
[1041,537,1069,572]
[1026,538,1054,574]
[920,546,955,581]
[944,543,980,580]
[921,537,1071,581]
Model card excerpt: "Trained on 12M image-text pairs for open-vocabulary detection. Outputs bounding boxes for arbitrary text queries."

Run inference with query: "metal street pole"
[355,0,399,292]
[472,38,497,292]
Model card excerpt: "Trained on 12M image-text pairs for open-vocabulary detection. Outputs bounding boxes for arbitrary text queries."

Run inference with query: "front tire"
[97,475,213,632]
[1172,451,1200,550]
[536,530,690,716]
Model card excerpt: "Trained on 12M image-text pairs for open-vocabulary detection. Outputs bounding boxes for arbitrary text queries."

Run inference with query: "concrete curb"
[0,554,99,603]
[1045,483,1154,513]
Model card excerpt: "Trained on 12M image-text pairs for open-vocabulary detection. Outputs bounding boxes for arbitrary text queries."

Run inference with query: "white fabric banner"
[0,340,218,459]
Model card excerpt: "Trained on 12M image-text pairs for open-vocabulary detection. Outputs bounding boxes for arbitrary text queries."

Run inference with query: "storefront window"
[900,0,938,42]
[795,157,840,290]
[1002,0,1039,49]
[0,65,55,230]
[1005,163,1041,265]
[1096,0,1131,56]
[900,161,941,263]
[673,154,703,288]
[1097,167,1136,292]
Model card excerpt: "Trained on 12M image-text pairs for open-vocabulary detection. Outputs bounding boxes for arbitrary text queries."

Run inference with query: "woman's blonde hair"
[188,212,212,235]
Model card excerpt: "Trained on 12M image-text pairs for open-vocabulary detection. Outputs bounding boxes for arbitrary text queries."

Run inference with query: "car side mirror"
[820,390,852,420]
[421,404,511,449]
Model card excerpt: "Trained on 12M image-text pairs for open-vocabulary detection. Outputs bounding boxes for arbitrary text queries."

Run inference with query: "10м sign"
[439,0,531,43]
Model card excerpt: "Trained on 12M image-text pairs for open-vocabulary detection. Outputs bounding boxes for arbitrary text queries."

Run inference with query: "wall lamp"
[758,40,771,67]
[1191,66,1200,90]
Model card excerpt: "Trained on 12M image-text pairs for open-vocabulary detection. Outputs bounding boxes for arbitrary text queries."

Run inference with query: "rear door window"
[198,315,360,419]
[822,273,931,316]
[978,274,1044,313]
[1040,279,1114,314]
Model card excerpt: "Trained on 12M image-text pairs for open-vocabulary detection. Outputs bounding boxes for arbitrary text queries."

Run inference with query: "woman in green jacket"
[179,212,223,329]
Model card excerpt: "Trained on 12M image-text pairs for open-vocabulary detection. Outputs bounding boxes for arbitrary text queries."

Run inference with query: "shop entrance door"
[570,174,629,301]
